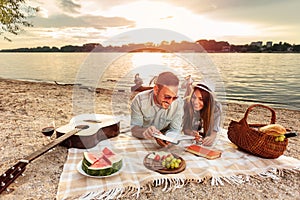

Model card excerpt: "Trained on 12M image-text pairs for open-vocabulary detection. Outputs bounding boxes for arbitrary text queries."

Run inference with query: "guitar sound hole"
[75,125,89,130]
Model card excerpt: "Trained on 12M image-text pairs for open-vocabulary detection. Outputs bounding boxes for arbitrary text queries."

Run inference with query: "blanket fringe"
[77,167,300,199]
[215,175,250,186]
[78,184,152,200]
[211,167,300,186]
[79,187,124,200]
[259,167,280,180]
[153,177,186,192]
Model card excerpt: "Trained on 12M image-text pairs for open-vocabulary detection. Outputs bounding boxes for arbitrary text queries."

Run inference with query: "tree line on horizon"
[1,39,300,53]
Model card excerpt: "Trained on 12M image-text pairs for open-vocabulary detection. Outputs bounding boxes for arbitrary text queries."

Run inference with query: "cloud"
[31,14,136,29]
[56,0,81,13]
[164,0,300,25]
[85,0,137,10]
[162,0,286,14]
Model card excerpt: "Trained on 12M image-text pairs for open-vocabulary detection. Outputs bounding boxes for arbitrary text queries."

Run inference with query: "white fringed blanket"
[56,129,300,199]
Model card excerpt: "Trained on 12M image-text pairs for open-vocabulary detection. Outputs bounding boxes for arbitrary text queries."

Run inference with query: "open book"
[152,131,195,144]
[185,144,222,159]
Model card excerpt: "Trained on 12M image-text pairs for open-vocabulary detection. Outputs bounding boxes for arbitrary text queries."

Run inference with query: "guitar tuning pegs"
[6,188,10,192]
[2,173,6,177]
[9,174,14,179]
[1,182,5,187]
[11,167,15,170]
[21,173,25,177]
[18,167,22,171]
[14,181,18,184]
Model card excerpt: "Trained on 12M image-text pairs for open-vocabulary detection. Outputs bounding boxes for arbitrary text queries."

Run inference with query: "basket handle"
[243,104,276,126]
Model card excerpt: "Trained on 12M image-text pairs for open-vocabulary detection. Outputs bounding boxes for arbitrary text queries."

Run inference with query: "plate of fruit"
[143,151,186,174]
[77,147,123,178]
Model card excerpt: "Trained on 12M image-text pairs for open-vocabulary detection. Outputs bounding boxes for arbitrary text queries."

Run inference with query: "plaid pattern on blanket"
[56,129,300,199]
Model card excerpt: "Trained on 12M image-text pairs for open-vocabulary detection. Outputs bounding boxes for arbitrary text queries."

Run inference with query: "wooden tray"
[143,153,186,174]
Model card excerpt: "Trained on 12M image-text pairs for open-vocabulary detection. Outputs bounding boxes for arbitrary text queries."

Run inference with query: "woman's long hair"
[183,87,215,136]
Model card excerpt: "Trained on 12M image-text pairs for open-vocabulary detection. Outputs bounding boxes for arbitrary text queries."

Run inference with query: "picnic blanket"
[56,129,300,199]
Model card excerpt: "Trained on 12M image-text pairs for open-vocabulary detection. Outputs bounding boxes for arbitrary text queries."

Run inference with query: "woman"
[134,73,143,86]
[183,82,222,146]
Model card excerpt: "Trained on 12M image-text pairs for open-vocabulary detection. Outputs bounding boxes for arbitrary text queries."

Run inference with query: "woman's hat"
[194,81,215,93]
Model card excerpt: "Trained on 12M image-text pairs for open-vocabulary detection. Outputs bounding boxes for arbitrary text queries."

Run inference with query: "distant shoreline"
[1,39,300,53]
[0,51,299,53]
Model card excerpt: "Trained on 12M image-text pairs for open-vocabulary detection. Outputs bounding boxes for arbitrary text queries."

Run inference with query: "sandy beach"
[0,78,299,200]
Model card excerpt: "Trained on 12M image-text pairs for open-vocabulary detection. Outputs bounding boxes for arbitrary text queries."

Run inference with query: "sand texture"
[0,79,299,199]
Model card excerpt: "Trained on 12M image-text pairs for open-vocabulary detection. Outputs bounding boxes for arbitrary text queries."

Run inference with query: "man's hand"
[143,126,170,147]
[142,126,160,139]
[155,138,170,147]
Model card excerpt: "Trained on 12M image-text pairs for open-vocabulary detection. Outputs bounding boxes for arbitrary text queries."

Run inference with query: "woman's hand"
[202,132,217,146]
[190,130,202,143]
[186,130,203,143]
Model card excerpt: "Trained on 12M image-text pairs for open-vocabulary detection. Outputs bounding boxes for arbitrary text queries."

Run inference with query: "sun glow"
[2,0,285,50]
[90,1,260,43]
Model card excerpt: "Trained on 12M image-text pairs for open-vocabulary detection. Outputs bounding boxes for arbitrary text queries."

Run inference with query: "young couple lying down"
[130,71,221,147]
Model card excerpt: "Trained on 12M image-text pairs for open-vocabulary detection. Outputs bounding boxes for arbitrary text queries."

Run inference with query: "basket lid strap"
[243,104,276,125]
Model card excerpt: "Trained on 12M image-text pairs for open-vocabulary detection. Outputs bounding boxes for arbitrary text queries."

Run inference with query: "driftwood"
[54,81,81,86]
[131,85,153,92]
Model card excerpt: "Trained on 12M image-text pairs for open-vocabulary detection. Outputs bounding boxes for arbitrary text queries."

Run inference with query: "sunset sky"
[1,0,300,49]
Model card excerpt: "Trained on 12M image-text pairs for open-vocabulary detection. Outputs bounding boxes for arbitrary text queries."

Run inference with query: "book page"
[153,131,195,144]
[165,131,195,141]
[152,133,179,144]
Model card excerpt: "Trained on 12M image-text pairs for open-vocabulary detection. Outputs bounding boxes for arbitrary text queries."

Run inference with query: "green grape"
[166,163,171,169]
[166,157,172,162]
[162,161,166,167]
[170,163,175,169]
[176,159,181,164]
[174,162,179,168]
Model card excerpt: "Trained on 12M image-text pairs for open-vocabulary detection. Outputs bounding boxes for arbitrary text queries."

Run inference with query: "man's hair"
[156,71,179,87]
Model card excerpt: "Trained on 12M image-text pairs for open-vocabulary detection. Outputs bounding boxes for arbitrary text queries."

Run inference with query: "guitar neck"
[0,125,88,194]
[25,128,81,162]
[0,161,27,194]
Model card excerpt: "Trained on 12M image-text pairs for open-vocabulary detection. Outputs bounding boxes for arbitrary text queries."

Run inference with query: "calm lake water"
[0,52,299,111]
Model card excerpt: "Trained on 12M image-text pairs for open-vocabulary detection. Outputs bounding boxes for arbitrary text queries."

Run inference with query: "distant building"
[250,41,263,47]
[287,47,293,52]
[266,41,273,48]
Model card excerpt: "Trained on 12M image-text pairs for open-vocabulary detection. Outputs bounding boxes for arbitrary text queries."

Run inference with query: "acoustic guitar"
[0,114,120,194]
[55,114,120,149]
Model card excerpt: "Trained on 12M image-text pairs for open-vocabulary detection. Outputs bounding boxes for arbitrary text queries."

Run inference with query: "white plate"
[76,160,123,178]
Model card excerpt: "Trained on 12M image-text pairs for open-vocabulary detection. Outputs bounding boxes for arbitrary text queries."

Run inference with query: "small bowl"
[42,126,55,136]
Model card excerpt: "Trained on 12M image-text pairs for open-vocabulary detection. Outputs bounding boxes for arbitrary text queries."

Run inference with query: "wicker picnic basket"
[227,104,288,159]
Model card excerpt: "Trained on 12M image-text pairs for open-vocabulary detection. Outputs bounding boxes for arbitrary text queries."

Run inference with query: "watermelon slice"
[82,158,113,176]
[82,152,102,166]
[102,147,115,157]
[101,147,122,171]
[81,147,123,176]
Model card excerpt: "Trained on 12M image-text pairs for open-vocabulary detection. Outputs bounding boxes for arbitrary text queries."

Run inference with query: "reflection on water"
[0,52,299,110]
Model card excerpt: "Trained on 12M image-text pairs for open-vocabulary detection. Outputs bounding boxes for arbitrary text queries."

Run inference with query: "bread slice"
[259,124,286,136]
